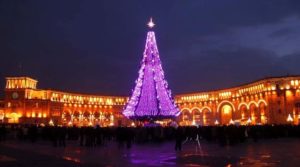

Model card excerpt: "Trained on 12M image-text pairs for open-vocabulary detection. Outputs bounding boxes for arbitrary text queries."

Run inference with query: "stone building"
[1,76,300,126]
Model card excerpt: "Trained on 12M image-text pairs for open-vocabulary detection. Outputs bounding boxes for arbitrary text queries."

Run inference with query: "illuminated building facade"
[2,77,128,126]
[0,100,4,123]
[1,76,300,126]
[176,76,300,126]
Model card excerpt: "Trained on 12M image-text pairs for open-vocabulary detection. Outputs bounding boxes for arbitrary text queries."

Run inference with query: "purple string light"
[123,31,180,120]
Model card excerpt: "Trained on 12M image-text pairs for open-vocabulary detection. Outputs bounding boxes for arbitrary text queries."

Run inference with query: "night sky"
[0,0,300,97]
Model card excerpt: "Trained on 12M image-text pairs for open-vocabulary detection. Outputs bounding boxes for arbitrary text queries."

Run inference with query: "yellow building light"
[222,105,231,115]
[271,86,276,90]
[26,113,31,117]
[286,90,292,97]
[291,80,295,86]
[68,121,73,126]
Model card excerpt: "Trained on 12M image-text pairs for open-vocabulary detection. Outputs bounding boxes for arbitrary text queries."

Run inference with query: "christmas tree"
[123,18,180,120]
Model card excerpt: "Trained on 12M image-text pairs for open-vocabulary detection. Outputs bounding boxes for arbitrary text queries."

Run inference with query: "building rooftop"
[176,75,300,96]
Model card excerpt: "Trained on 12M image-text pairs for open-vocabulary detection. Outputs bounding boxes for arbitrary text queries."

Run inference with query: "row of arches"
[180,100,268,126]
[62,110,114,126]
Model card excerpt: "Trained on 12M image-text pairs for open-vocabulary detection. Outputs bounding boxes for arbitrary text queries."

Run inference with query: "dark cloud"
[166,47,289,94]
[276,53,300,73]
[269,28,295,38]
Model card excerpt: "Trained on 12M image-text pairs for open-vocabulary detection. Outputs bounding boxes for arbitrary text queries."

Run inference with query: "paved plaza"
[1,138,300,167]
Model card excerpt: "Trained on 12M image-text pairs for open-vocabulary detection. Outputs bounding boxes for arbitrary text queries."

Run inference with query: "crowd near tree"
[1,123,300,151]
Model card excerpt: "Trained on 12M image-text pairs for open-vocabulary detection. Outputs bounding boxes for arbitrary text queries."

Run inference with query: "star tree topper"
[147,18,155,28]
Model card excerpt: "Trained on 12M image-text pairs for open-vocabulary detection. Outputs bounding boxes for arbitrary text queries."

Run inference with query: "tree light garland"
[123,19,180,120]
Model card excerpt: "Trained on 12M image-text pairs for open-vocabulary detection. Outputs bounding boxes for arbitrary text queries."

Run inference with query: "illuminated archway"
[249,103,259,124]
[82,111,92,125]
[72,111,81,124]
[217,100,236,113]
[6,112,21,123]
[191,108,202,125]
[0,110,4,122]
[83,111,91,120]
[239,105,249,124]
[220,104,233,125]
[259,101,267,124]
[218,101,235,125]
[257,99,267,107]
[238,103,249,110]
[247,101,258,109]
[181,108,192,125]
[62,110,72,123]
[93,111,101,125]
[94,111,100,119]
[233,104,245,122]
[202,108,213,125]
[200,106,212,113]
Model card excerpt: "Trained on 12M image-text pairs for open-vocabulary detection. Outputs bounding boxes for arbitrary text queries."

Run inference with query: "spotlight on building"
[287,114,294,123]
[229,119,234,125]
[68,121,73,126]
[49,119,54,126]
[247,118,252,124]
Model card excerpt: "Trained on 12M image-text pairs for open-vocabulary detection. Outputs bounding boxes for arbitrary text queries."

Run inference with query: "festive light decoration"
[68,121,73,126]
[147,17,155,28]
[247,118,252,124]
[123,18,180,120]
[287,114,293,122]
[192,120,196,126]
[49,119,54,126]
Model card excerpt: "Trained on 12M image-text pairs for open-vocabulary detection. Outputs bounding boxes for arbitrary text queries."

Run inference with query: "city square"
[1,0,300,166]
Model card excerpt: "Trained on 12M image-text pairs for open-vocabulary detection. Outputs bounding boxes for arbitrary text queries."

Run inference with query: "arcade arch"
[181,108,192,125]
[202,108,213,125]
[249,103,259,124]
[258,100,268,124]
[62,110,72,123]
[191,108,202,125]
[218,102,234,125]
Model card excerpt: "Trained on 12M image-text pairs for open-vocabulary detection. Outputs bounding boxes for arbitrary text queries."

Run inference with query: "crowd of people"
[1,124,300,150]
